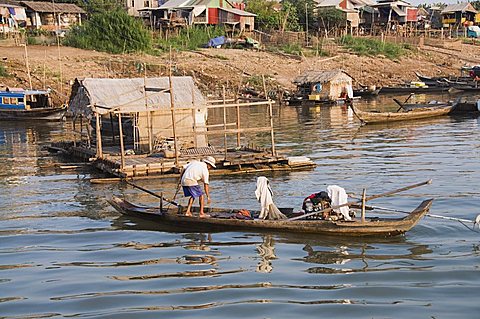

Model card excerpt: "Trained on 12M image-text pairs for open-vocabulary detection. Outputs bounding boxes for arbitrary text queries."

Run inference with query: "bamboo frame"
[118,113,125,169]
[95,112,103,158]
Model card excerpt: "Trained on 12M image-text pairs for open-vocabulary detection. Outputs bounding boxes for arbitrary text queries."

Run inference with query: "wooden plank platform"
[49,141,316,179]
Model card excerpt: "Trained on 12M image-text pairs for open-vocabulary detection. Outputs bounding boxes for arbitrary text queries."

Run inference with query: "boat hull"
[351,105,452,124]
[109,196,433,237]
[0,107,66,121]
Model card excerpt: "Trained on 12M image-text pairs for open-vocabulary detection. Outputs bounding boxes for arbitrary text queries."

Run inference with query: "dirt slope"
[0,42,479,104]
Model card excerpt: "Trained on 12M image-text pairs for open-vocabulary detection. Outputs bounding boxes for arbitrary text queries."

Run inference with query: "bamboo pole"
[223,85,228,160]
[191,85,197,148]
[118,113,125,170]
[24,44,32,90]
[95,112,103,158]
[168,48,179,166]
[361,188,366,222]
[144,64,152,153]
[235,77,243,148]
[43,49,47,90]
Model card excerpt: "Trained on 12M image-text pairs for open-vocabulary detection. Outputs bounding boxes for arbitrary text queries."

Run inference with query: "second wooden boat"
[350,104,453,124]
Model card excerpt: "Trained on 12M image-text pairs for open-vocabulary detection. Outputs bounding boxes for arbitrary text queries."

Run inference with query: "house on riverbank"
[20,1,85,31]
[144,0,256,32]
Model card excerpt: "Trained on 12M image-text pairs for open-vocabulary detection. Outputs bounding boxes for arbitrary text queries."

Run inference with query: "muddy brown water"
[1,93,479,318]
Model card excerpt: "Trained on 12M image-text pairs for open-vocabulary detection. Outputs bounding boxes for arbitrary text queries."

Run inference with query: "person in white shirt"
[181,156,216,218]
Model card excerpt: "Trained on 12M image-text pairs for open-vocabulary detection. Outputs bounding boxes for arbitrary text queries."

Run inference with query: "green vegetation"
[0,64,8,77]
[155,26,224,52]
[339,35,411,60]
[278,43,303,55]
[64,9,151,54]
[247,0,300,31]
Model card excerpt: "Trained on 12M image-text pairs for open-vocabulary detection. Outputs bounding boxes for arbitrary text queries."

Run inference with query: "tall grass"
[64,9,151,54]
[339,35,410,59]
[155,26,225,52]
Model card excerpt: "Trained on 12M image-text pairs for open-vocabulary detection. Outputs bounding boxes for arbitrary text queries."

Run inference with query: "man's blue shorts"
[183,185,203,198]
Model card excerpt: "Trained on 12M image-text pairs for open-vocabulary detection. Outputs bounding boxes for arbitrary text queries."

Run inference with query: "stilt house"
[68,76,208,158]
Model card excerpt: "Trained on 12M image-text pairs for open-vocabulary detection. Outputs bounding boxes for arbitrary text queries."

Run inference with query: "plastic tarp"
[206,36,225,48]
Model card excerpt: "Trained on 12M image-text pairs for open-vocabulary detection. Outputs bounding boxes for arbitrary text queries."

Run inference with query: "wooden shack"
[69,76,208,155]
[293,70,353,103]
[51,75,316,179]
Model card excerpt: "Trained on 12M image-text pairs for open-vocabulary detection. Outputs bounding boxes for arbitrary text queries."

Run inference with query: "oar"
[393,98,405,112]
[367,204,480,229]
[124,179,180,207]
[288,179,432,221]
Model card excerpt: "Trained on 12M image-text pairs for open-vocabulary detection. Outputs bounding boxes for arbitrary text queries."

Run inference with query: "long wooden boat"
[0,89,66,121]
[108,196,433,237]
[350,104,453,124]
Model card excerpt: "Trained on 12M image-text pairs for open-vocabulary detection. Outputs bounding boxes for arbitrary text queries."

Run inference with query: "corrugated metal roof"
[315,0,341,7]
[70,77,206,116]
[441,3,477,14]
[293,70,351,85]
[219,7,256,16]
[20,1,86,13]
[159,0,192,9]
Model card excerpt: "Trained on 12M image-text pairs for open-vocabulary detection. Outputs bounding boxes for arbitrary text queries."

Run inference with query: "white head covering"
[203,156,216,168]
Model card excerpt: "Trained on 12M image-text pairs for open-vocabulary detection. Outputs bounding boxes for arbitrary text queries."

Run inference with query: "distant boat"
[0,88,66,121]
[379,85,450,94]
[353,86,381,98]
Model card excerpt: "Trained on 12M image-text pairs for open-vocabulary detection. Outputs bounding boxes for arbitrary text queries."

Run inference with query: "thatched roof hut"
[293,70,353,102]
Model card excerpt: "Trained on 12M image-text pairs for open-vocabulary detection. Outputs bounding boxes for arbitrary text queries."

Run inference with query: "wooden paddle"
[288,179,432,221]
[124,179,180,207]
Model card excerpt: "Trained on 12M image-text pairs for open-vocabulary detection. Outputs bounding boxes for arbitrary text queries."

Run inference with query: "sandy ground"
[1,42,479,104]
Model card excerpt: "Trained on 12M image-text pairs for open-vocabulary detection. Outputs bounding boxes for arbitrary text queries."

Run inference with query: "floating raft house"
[49,76,315,179]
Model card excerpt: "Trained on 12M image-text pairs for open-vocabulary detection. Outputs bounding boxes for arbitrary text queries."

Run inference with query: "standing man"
[181,156,216,218]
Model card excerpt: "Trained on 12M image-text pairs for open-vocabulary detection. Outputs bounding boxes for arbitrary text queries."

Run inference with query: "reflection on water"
[256,235,277,273]
[1,96,480,318]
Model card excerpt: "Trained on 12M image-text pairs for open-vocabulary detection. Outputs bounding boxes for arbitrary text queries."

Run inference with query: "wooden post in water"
[222,85,228,160]
[361,188,366,222]
[118,113,125,170]
[268,100,276,156]
[95,112,103,158]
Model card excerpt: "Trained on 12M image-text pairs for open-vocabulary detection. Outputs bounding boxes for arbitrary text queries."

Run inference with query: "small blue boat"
[0,88,66,121]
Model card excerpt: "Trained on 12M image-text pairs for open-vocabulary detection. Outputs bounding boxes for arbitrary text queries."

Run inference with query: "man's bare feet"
[199,213,210,218]
[185,211,193,217]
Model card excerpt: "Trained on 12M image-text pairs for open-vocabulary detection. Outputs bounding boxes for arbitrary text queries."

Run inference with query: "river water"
[1,95,480,318]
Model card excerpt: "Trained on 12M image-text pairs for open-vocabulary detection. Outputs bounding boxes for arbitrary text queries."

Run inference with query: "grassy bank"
[339,35,411,59]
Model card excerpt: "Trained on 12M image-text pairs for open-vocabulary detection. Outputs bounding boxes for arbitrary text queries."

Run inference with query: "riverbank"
[0,42,479,104]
